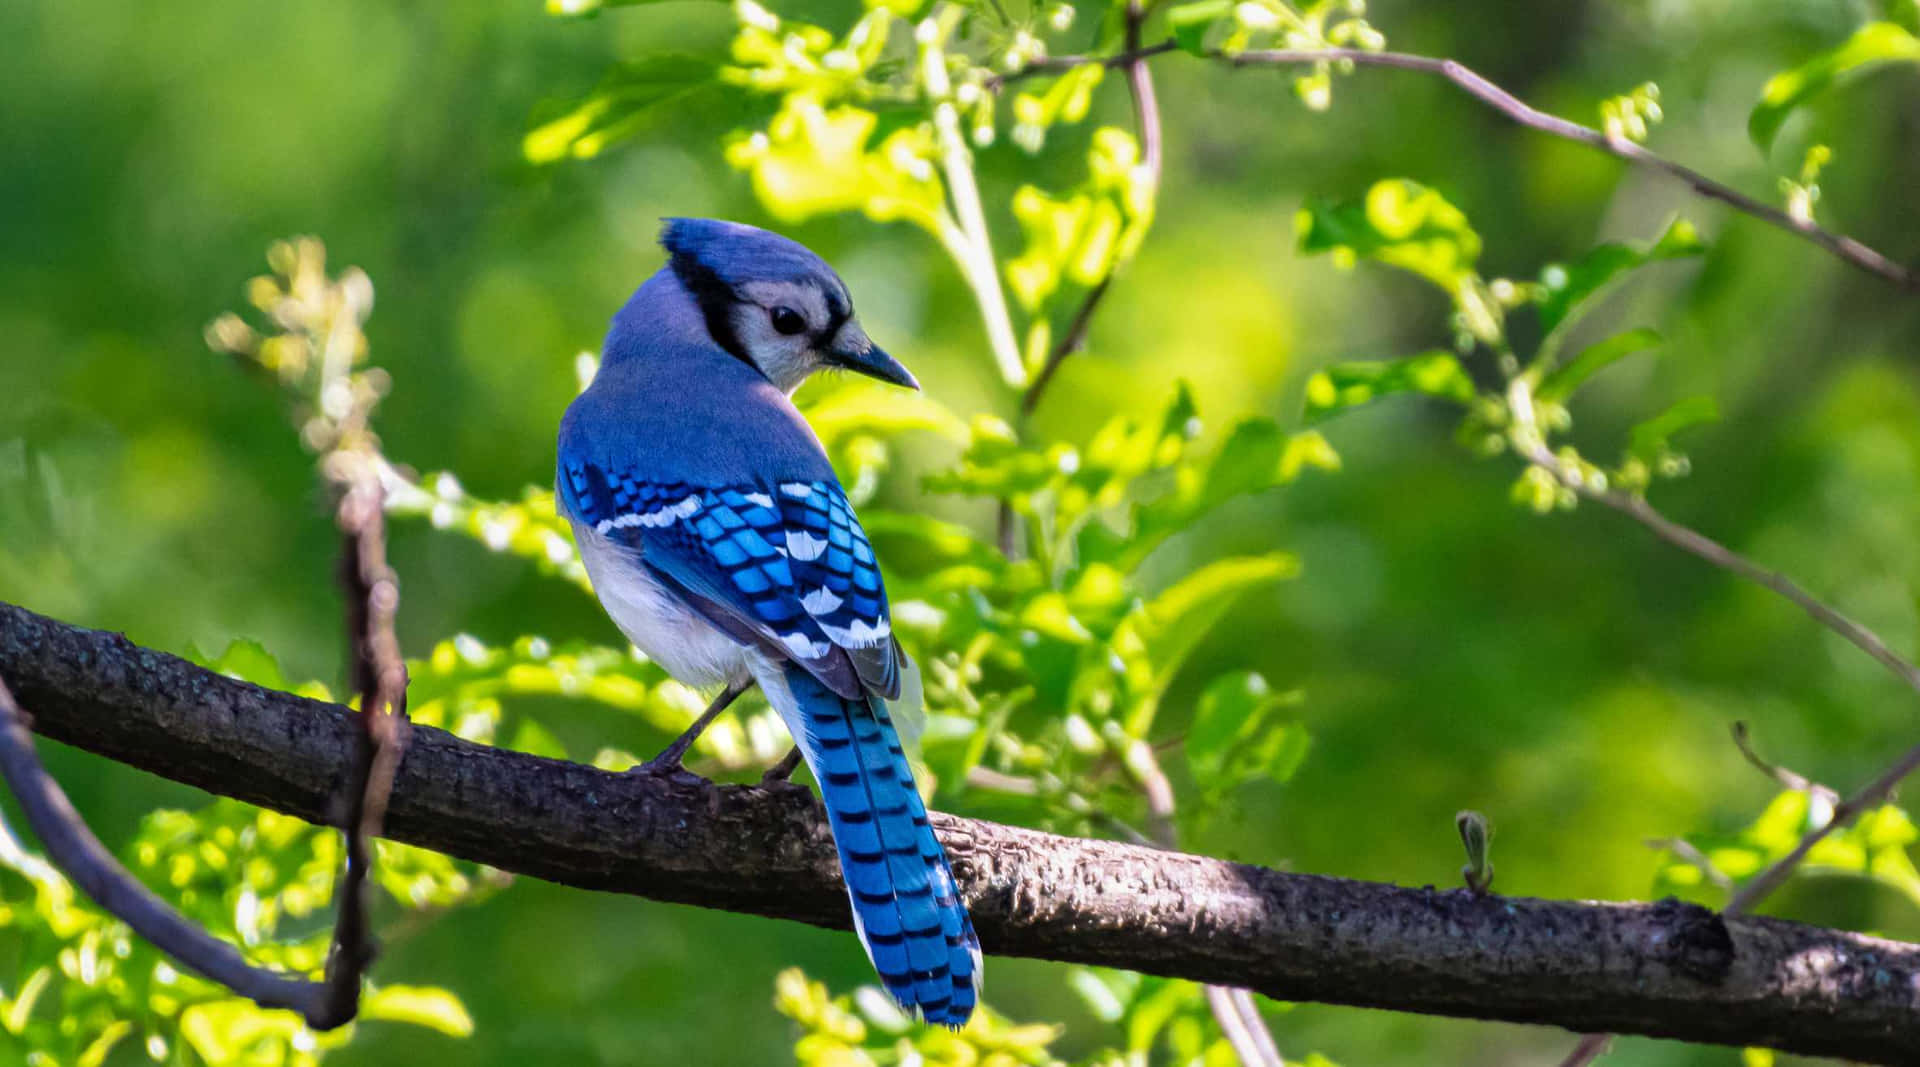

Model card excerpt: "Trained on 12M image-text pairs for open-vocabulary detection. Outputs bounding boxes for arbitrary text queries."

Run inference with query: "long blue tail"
[783,664,980,1027]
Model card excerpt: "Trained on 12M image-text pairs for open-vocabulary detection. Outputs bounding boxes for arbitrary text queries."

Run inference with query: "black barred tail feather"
[783,664,981,1026]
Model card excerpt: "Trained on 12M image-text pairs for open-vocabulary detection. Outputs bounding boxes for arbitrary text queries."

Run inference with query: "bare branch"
[1725,743,1920,916]
[996,43,1918,296]
[1021,277,1111,418]
[1507,377,1920,920]
[4,600,1919,1063]
[1506,379,1920,699]
[311,464,412,1028]
[1558,1033,1613,1067]
[1207,984,1284,1067]
[1730,721,1838,808]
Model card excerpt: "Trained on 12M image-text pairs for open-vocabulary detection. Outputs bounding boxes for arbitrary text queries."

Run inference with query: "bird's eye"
[770,306,807,336]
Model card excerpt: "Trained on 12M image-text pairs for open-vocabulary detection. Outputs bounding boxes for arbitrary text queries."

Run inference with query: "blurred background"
[3,0,1918,1063]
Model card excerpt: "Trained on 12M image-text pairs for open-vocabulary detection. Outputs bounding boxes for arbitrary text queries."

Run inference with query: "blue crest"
[660,217,843,294]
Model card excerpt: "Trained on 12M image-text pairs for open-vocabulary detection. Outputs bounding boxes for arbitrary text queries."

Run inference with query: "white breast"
[570,519,752,689]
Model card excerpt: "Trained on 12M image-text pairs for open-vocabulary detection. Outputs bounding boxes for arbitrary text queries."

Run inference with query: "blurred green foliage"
[3,0,1919,1063]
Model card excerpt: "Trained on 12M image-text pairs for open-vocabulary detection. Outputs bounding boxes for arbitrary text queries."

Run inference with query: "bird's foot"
[760,746,803,785]
[625,750,710,786]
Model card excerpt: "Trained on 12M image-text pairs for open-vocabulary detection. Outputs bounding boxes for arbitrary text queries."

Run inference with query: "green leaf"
[509,717,569,760]
[191,637,293,690]
[1535,218,1704,339]
[1187,671,1309,790]
[1168,0,1232,55]
[1751,22,1920,151]
[799,378,969,450]
[524,55,719,163]
[76,1021,131,1067]
[1303,350,1477,423]
[1020,592,1094,643]
[1537,328,1663,403]
[922,414,1076,499]
[1628,395,1719,464]
[362,985,477,1037]
[1297,180,1482,294]
[1122,554,1298,734]
[2,967,50,1034]
[862,512,1001,571]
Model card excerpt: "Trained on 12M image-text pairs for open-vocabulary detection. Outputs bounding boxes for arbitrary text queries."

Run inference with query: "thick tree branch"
[4,602,1919,1063]
[0,676,322,1015]
[995,43,1918,296]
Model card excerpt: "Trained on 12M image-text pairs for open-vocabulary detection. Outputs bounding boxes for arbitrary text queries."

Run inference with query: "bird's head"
[659,218,918,394]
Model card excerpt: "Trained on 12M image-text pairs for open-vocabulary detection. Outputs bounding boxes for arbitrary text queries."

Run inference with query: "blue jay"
[556,219,981,1027]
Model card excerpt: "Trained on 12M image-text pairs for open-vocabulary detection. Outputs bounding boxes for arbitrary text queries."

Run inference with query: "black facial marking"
[666,249,759,373]
[822,285,851,338]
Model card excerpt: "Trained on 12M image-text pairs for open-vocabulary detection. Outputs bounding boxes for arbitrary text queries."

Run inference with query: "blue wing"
[560,458,903,700]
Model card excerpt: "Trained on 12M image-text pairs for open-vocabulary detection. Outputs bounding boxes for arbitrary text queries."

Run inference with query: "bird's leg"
[760,746,803,784]
[639,678,751,775]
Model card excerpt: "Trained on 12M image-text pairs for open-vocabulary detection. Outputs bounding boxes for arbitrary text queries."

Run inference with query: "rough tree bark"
[3,600,1916,1063]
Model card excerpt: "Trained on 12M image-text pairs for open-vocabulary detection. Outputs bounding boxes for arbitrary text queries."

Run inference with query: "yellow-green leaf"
[362,985,477,1038]
[1751,22,1920,151]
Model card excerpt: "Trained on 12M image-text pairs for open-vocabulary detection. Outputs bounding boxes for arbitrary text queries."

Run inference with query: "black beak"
[824,322,919,390]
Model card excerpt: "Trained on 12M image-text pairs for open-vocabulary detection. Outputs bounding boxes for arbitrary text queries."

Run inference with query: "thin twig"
[1228,987,1285,1066]
[316,464,412,1027]
[1646,837,1735,891]
[1123,0,1163,190]
[1022,277,1112,418]
[1208,984,1285,1067]
[996,42,1918,295]
[1725,742,1920,916]
[1507,377,1920,917]
[1731,721,1837,806]
[984,39,1181,88]
[1558,1033,1613,1067]
[1506,380,1920,698]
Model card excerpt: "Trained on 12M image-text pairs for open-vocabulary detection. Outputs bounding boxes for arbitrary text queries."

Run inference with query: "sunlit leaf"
[524,55,720,163]
[1750,21,1920,151]
[799,378,968,449]
[1303,351,1476,423]
[362,985,477,1038]
[1297,180,1482,294]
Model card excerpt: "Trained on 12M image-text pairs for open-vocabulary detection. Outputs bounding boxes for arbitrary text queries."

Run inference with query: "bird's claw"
[625,757,709,787]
